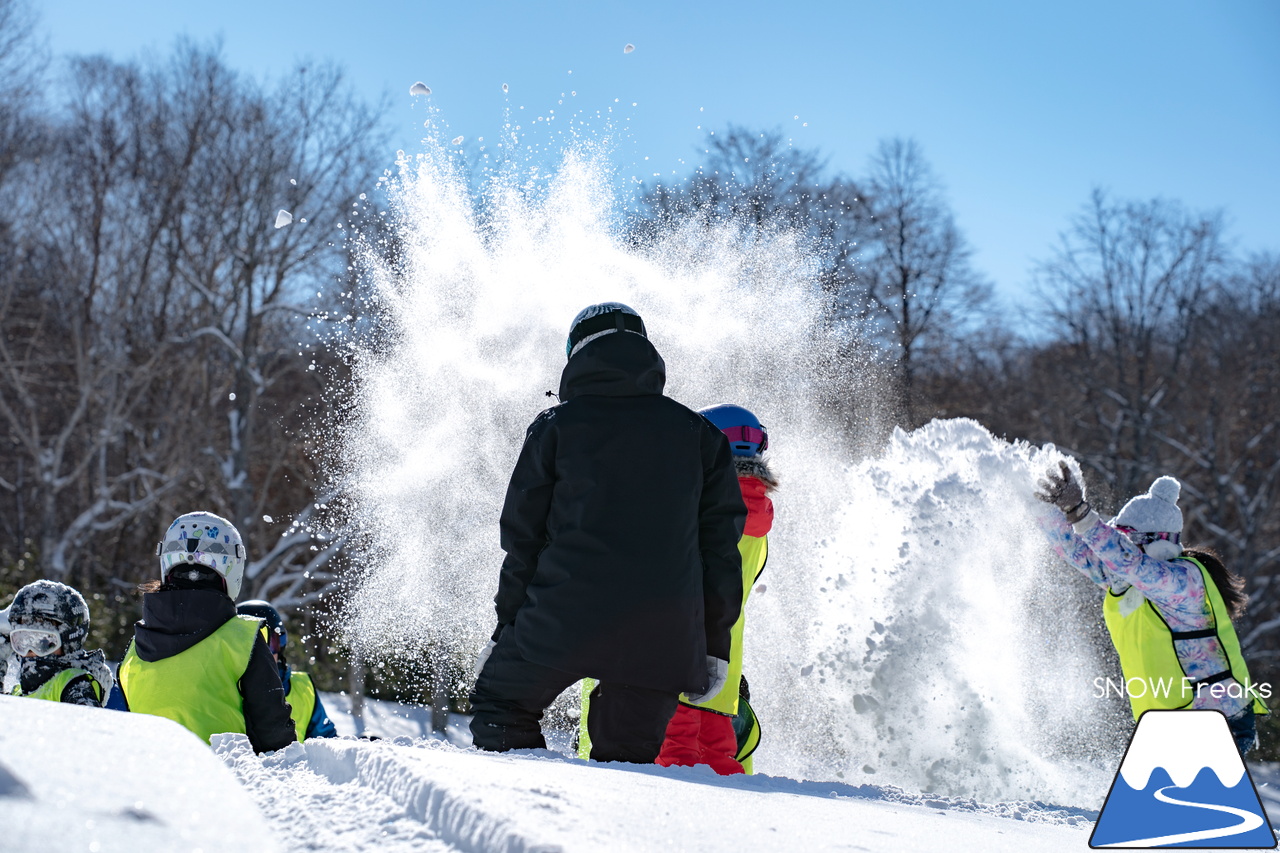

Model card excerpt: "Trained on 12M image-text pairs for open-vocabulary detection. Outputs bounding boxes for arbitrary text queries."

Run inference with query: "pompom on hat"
[1111,476,1183,534]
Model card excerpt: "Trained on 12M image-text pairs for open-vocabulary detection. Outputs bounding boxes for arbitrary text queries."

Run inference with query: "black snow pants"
[470,628,678,763]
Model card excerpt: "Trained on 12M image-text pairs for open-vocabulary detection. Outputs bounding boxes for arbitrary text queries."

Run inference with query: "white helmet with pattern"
[157,511,247,599]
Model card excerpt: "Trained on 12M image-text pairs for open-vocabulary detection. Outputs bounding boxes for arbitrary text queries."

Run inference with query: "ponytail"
[1185,547,1248,620]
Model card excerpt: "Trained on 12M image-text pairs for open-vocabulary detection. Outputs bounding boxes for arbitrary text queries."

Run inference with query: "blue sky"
[37,0,1280,307]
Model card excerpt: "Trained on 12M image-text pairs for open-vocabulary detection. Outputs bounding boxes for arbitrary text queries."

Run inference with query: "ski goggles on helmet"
[9,627,62,657]
[719,424,769,452]
[1115,526,1180,548]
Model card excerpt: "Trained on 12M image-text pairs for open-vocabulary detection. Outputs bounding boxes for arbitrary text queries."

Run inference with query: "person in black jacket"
[117,511,296,753]
[470,302,747,763]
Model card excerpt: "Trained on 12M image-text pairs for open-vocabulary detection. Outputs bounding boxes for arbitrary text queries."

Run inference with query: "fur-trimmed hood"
[734,456,778,492]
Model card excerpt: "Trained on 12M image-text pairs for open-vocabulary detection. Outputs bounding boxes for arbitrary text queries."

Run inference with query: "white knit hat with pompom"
[1111,476,1183,534]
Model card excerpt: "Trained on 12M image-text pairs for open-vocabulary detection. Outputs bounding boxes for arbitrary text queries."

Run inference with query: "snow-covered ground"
[9,684,1280,851]
[218,734,1098,853]
[0,694,282,853]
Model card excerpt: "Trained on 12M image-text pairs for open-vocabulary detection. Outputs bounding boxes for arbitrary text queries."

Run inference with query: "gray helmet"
[9,580,90,653]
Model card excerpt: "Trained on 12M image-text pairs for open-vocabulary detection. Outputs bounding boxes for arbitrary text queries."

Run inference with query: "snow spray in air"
[332,136,1123,807]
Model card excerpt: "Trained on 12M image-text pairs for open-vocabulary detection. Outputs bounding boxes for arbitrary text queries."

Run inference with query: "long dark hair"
[1184,547,1248,620]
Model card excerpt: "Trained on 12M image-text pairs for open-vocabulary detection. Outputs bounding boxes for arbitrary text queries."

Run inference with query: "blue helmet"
[700,404,768,457]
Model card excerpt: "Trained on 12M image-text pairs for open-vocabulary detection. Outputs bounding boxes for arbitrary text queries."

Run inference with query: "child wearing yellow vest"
[658,404,775,774]
[117,511,296,752]
[3,580,113,706]
[237,599,337,741]
[1036,463,1267,755]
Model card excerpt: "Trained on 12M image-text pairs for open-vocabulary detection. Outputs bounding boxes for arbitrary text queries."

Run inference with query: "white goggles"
[10,627,62,657]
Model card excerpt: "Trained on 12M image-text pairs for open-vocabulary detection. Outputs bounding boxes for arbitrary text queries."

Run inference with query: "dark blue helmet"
[700,404,768,457]
[236,599,287,654]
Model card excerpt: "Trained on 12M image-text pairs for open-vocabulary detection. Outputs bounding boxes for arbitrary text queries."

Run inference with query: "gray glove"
[1035,460,1091,524]
[683,656,729,705]
[473,640,497,680]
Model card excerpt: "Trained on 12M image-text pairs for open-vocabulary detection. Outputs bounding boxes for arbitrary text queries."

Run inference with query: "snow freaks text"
[1093,677,1273,703]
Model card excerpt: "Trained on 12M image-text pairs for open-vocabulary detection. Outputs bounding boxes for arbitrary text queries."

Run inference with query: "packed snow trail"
[217,733,1099,853]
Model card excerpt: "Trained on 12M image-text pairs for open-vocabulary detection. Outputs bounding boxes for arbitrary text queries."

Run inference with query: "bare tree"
[0,43,385,625]
[857,138,991,424]
[1031,189,1226,500]
[635,126,872,299]
[0,0,46,185]
[1173,254,1280,637]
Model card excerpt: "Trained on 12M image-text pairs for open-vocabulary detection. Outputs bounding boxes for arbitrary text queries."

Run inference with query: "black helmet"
[236,599,287,653]
[9,580,90,654]
[566,302,646,359]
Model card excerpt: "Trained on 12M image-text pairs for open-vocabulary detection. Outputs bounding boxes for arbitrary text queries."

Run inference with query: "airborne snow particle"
[274,209,293,229]
[451,136,464,145]
[409,82,431,96]
[623,43,635,53]
[502,83,509,93]
[263,515,274,523]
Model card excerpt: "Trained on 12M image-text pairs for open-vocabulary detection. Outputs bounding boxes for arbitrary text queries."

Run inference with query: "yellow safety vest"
[1103,555,1269,719]
[288,671,317,742]
[689,532,768,715]
[12,667,101,704]
[119,615,262,743]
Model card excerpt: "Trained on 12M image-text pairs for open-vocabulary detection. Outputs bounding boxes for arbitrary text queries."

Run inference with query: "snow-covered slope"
[0,694,283,853]
[10,689,1280,852]
[217,734,1097,853]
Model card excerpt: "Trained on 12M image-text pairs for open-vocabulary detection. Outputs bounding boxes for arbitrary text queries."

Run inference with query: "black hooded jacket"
[494,331,746,694]
[123,588,296,753]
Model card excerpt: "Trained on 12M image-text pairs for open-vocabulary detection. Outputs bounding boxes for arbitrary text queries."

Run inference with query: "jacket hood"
[133,588,239,662]
[559,331,666,401]
[734,456,779,492]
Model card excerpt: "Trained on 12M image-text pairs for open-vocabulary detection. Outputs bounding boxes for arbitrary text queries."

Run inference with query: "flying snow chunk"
[263,515,274,523]
[274,209,293,229]
[623,43,636,54]
[451,136,464,145]
[502,83,509,93]
[409,82,431,96]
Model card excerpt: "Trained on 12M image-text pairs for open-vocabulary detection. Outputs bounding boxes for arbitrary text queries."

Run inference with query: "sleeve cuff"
[1071,509,1100,535]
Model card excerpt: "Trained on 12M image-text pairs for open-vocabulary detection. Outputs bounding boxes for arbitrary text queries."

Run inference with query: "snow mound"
[0,694,282,853]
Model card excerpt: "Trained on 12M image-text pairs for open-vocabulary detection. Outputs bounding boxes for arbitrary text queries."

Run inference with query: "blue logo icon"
[1091,710,1276,848]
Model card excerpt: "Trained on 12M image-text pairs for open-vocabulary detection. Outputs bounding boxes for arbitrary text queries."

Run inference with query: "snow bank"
[218,734,1096,853]
[0,694,282,853]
